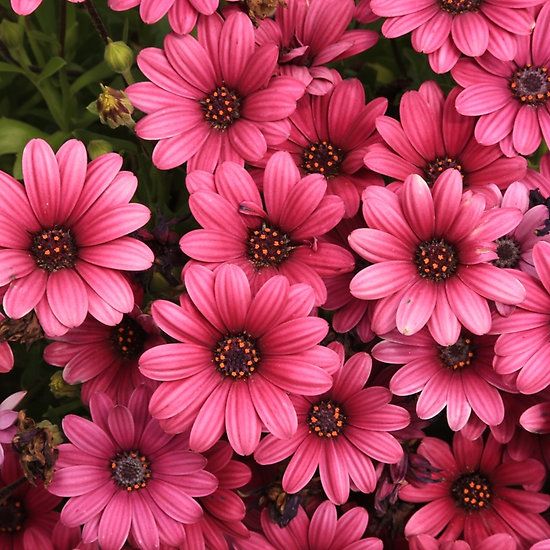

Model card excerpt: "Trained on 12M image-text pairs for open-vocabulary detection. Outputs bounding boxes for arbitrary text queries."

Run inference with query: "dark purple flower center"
[424,157,463,186]
[493,237,521,269]
[415,239,458,282]
[247,222,293,268]
[111,316,147,359]
[438,335,475,370]
[0,497,26,533]
[214,332,260,379]
[307,400,347,438]
[111,451,151,491]
[510,65,550,106]
[439,0,482,14]
[30,227,77,272]
[302,141,343,178]
[201,85,241,131]
[452,473,492,510]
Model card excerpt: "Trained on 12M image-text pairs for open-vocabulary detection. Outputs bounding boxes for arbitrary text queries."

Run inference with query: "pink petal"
[225,382,261,455]
[46,269,88,329]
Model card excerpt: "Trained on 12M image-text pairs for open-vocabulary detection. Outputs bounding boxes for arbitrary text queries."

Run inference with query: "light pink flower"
[127,12,305,172]
[0,391,26,467]
[364,82,527,190]
[254,346,409,504]
[180,152,354,306]
[255,0,378,95]
[349,170,526,345]
[10,0,82,16]
[48,387,218,550]
[0,139,153,337]
[453,3,550,156]
[371,0,541,74]
[400,433,550,546]
[139,264,339,455]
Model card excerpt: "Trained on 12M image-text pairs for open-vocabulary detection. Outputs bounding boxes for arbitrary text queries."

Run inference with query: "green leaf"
[0,62,25,74]
[70,61,112,94]
[0,117,47,156]
[37,56,67,82]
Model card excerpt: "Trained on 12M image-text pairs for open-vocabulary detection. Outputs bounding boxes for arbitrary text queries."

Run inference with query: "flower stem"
[83,0,110,45]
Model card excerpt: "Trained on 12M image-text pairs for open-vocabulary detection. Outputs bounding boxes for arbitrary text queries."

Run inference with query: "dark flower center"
[30,227,77,272]
[201,85,241,131]
[424,157,463,186]
[493,237,521,269]
[439,0,482,14]
[302,141,343,178]
[214,332,260,379]
[452,473,492,510]
[307,400,347,438]
[111,316,147,360]
[247,222,293,268]
[415,239,458,281]
[111,451,151,491]
[438,335,475,370]
[0,497,26,533]
[510,65,550,106]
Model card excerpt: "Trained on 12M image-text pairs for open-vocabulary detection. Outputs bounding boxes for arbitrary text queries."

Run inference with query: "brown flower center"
[30,227,77,272]
[452,473,492,510]
[493,237,521,269]
[425,157,463,186]
[439,0,482,14]
[438,335,475,370]
[0,497,26,533]
[247,222,293,268]
[214,332,260,379]
[302,141,343,178]
[307,400,347,438]
[510,65,550,106]
[111,316,147,360]
[415,239,458,282]
[111,451,151,491]
[201,85,241,131]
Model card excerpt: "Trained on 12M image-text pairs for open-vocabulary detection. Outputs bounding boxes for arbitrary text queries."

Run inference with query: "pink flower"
[254,346,409,504]
[349,170,526,345]
[0,314,14,374]
[127,12,305,172]
[179,152,354,306]
[523,152,550,197]
[410,533,517,550]
[255,0,377,95]
[492,241,550,394]
[453,3,550,156]
[139,264,339,455]
[364,82,527,190]
[371,0,540,74]
[43,308,163,405]
[372,328,514,431]
[48,387,218,549]
[10,0,82,16]
[400,433,550,546]
[355,0,378,23]
[0,139,153,337]
[0,391,26,467]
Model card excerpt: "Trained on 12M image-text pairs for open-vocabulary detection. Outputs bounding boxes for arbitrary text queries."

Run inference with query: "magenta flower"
[349,170,526,345]
[371,0,540,74]
[0,314,14,374]
[0,139,153,337]
[400,433,550,546]
[364,82,527,190]
[48,387,217,549]
[524,152,550,197]
[255,0,377,95]
[10,0,82,16]
[254,347,409,504]
[355,0,378,23]
[492,241,550,394]
[410,533,517,550]
[453,3,550,156]
[0,391,26,467]
[180,152,354,306]
[139,264,339,455]
[127,12,305,172]
[43,307,163,405]
[372,329,514,431]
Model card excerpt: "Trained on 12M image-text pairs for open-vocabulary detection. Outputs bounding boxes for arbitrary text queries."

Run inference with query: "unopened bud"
[49,371,80,399]
[104,39,134,74]
[88,84,135,129]
[0,20,24,49]
[87,139,113,160]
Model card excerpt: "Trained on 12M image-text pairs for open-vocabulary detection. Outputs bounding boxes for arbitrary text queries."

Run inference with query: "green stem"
[83,0,110,44]
[59,0,67,58]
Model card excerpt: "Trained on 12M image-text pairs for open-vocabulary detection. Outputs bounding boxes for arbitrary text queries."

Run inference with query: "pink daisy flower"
[355,0,378,23]
[0,139,153,337]
[453,3,550,156]
[523,152,550,196]
[43,307,163,405]
[10,0,82,16]
[139,264,339,455]
[255,0,378,95]
[254,347,409,504]
[372,328,514,431]
[48,387,218,549]
[0,314,15,374]
[349,170,526,345]
[364,82,527,190]
[180,152,354,306]
[370,0,540,74]
[0,448,62,550]
[400,433,550,546]
[0,391,26,467]
[492,241,550,394]
[127,12,305,173]
[410,533,517,550]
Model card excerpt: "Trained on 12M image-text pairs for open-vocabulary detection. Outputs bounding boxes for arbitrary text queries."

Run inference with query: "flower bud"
[87,139,113,160]
[88,84,135,129]
[0,20,24,49]
[49,371,80,399]
[104,39,134,74]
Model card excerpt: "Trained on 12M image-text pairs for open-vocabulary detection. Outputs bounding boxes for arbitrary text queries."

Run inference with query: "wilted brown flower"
[89,84,135,129]
[0,312,43,347]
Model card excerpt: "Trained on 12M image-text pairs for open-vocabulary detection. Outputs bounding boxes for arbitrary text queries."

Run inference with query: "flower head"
[0,391,26,468]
